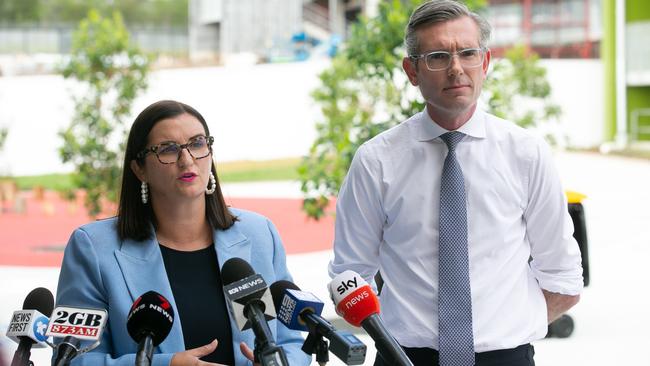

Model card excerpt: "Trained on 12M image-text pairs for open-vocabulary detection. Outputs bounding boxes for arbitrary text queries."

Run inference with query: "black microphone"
[270,280,367,365]
[53,336,80,366]
[6,287,54,366]
[127,291,174,366]
[221,257,289,366]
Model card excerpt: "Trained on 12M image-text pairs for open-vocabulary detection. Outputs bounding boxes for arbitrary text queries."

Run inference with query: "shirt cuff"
[532,267,584,295]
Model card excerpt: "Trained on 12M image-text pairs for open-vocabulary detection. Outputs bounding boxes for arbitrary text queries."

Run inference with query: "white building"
[188,0,378,63]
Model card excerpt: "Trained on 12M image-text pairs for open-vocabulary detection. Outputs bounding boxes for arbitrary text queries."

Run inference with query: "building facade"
[188,0,373,63]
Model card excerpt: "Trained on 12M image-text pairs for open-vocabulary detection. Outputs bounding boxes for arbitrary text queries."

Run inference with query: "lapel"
[114,233,183,354]
[213,222,250,268]
[213,222,254,348]
[113,222,253,354]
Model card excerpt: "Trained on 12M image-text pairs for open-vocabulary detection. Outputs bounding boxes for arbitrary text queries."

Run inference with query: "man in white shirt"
[328,1,583,365]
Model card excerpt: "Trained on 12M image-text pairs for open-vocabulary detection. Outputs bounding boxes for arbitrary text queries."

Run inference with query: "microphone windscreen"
[329,271,380,327]
[270,280,300,312]
[23,287,54,316]
[222,257,256,285]
[127,291,174,346]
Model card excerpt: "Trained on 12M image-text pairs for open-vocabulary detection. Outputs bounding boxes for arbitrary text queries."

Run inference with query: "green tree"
[299,0,483,219]
[483,44,562,145]
[0,128,7,151]
[299,0,559,219]
[1,0,188,26]
[116,0,188,27]
[0,0,42,23]
[60,9,151,216]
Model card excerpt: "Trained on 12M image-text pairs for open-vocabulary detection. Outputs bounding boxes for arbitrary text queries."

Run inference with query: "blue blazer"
[55,208,311,366]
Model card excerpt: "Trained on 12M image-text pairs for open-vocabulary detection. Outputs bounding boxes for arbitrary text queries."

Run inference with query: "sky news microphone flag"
[329,270,414,366]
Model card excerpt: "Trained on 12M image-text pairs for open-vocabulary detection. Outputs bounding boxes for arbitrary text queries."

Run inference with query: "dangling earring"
[141,181,148,204]
[206,172,216,195]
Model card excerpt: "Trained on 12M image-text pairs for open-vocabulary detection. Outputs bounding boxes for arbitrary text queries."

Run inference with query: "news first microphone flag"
[6,310,49,347]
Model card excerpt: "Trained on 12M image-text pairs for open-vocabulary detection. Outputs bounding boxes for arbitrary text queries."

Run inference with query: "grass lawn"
[10,173,77,191]
[5,158,302,191]
[217,158,300,182]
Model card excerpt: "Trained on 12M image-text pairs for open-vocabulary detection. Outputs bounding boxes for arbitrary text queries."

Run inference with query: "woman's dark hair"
[117,100,236,241]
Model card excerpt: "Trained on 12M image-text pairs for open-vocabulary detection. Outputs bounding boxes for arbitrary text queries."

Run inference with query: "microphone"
[221,257,289,366]
[46,306,108,366]
[51,337,80,366]
[5,287,54,366]
[126,291,174,366]
[270,280,367,365]
[328,271,413,366]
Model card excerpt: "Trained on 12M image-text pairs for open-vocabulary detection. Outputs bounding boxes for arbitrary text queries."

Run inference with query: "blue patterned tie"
[438,132,475,366]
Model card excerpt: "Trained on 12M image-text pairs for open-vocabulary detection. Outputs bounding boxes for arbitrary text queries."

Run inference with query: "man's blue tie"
[439,132,475,366]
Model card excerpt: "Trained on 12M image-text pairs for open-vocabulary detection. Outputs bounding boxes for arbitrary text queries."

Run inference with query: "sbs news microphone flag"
[270,280,367,365]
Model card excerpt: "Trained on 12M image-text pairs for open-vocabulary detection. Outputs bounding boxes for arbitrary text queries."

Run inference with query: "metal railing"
[631,108,650,142]
[0,24,188,54]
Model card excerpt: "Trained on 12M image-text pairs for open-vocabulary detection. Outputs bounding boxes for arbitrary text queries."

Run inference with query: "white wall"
[540,59,604,148]
[0,59,329,176]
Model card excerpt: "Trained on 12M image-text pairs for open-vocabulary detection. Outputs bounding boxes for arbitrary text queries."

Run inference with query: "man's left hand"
[542,289,580,323]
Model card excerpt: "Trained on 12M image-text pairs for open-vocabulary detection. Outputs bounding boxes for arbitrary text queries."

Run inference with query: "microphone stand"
[135,334,154,366]
[302,332,329,366]
[10,338,34,366]
[53,336,81,366]
[362,316,412,366]
[247,305,289,366]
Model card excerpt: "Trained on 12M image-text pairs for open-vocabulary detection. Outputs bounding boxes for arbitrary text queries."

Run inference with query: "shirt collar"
[412,105,487,141]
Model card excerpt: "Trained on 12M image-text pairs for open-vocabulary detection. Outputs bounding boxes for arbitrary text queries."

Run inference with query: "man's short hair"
[405,0,492,56]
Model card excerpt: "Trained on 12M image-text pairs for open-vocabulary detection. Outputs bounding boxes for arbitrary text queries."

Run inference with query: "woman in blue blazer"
[55,100,311,366]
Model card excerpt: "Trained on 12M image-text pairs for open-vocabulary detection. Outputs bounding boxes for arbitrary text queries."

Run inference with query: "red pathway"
[0,191,335,267]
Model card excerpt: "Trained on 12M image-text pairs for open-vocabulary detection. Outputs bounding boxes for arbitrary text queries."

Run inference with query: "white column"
[615,0,627,147]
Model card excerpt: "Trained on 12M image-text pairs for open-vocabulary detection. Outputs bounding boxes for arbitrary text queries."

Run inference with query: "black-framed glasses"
[409,47,486,72]
[137,135,214,164]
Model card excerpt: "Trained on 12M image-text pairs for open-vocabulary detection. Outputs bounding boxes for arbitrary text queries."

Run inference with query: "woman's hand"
[239,342,261,366]
[171,339,225,366]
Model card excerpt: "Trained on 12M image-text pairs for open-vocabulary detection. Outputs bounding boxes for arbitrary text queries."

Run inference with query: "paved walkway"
[1,151,649,365]
[0,182,335,267]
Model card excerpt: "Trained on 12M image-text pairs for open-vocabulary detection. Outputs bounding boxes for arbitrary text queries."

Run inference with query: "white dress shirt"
[329,107,583,352]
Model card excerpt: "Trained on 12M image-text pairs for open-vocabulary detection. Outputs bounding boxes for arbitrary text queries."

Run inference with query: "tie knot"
[440,131,464,151]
